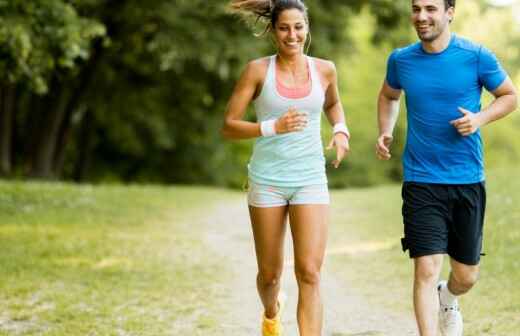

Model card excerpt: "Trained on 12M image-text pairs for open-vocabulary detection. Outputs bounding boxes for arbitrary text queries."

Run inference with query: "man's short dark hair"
[445,0,456,9]
[412,1,456,10]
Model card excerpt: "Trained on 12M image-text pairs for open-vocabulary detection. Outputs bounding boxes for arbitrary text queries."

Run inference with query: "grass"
[1,169,518,335]
[328,167,520,335]
[0,181,234,336]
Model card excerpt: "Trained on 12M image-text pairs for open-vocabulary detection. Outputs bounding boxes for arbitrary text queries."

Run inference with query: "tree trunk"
[0,84,16,176]
[23,94,44,174]
[53,38,104,178]
[52,108,75,178]
[74,109,95,182]
[29,77,71,179]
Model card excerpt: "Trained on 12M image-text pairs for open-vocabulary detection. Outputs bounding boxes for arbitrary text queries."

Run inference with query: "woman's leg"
[289,204,328,336]
[249,205,288,318]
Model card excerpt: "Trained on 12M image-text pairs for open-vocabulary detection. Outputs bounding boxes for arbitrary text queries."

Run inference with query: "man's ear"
[448,7,455,23]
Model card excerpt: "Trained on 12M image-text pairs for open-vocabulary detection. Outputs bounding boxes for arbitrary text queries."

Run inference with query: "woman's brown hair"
[229,0,309,32]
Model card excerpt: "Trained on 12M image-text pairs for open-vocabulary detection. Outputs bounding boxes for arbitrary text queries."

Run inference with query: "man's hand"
[376,134,393,160]
[450,107,483,136]
[326,133,350,168]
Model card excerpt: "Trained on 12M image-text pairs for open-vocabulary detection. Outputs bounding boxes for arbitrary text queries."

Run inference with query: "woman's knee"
[257,269,282,288]
[294,265,321,286]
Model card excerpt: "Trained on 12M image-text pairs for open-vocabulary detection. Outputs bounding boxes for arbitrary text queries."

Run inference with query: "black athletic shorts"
[401,181,486,265]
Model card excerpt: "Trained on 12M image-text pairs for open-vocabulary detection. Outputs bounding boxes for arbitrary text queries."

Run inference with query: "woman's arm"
[221,61,264,140]
[221,59,309,140]
[319,60,350,168]
[321,61,347,128]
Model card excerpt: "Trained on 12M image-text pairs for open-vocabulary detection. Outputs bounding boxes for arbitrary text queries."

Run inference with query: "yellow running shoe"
[262,292,286,336]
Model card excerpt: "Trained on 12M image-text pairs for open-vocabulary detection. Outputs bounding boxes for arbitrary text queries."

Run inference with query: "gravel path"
[205,199,418,336]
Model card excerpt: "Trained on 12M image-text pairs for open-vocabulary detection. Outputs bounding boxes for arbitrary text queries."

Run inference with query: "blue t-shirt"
[386,34,507,184]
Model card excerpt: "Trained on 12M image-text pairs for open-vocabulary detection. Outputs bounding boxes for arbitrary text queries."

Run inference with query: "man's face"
[412,0,454,42]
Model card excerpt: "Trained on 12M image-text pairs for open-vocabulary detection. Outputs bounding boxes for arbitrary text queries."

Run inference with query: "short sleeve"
[385,50,401,90]
[478,46,507,92]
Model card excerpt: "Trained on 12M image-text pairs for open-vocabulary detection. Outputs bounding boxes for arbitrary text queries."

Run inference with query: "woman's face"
[273,8,308,56]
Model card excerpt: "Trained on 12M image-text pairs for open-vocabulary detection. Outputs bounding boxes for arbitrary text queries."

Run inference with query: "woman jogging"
[222,1,350,335]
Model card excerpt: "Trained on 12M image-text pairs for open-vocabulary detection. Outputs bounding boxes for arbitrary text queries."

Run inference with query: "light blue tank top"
[248,55,327,187]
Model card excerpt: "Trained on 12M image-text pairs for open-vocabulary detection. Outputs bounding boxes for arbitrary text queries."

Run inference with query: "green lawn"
[0,182,233,336]
[329,167,520,335]
[1,169,518,335]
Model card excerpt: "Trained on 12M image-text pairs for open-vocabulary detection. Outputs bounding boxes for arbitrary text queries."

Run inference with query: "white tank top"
[248,55,327,187]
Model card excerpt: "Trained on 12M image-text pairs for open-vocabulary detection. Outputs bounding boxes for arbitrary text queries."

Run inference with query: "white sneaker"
[438,281,463,336]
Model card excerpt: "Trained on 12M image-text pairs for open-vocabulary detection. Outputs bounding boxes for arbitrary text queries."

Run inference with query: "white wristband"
[260,119,277,137]
[333,123,350,139]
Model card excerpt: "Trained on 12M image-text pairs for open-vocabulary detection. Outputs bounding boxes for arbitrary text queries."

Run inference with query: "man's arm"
[376,80,402,160]
[479,77,517,124]
[451,77,518,136]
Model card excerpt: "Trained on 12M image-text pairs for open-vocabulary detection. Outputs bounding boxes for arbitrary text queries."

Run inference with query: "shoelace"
[441,305,459,312]
[441,305,460,329]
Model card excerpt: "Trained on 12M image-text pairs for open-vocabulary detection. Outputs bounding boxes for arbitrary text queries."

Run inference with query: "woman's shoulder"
[311,57,336,77]
[245,57,271,73]
[241,57,271,81]
[310,57,337,85]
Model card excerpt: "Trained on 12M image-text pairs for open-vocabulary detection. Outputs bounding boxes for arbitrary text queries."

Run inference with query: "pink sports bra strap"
[275,57,312,99]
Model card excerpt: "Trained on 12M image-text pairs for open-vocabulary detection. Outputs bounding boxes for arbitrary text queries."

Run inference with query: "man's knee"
[452,268,479,291]
[414,256,442,284]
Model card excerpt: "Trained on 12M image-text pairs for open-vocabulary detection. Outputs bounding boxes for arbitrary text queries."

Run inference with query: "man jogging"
[376,0,518,335]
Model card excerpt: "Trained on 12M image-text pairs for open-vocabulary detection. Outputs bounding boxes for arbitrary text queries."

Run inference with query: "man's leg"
[436,258,479,336]
[437,182,485,335]
[448,258,479,295]
[289,204,328,336]
[413,254,444,336]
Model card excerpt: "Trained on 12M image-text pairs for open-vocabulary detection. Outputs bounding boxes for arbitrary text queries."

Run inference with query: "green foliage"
[327,1,520,187]
[3,0,519,186]
[452,1,520,169]
[327,9,409,187]
[64,0,409,185]
[0,0,105,94]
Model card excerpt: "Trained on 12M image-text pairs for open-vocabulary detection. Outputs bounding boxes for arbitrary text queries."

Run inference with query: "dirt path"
[205,199,417,336]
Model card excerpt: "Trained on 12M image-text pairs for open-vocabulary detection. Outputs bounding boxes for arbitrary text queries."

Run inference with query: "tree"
[1,0,413,185]
[0,0,105,177]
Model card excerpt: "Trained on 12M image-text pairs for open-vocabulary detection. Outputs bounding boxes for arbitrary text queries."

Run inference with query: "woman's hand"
[327,132,350,168]
[274,107,309,134]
